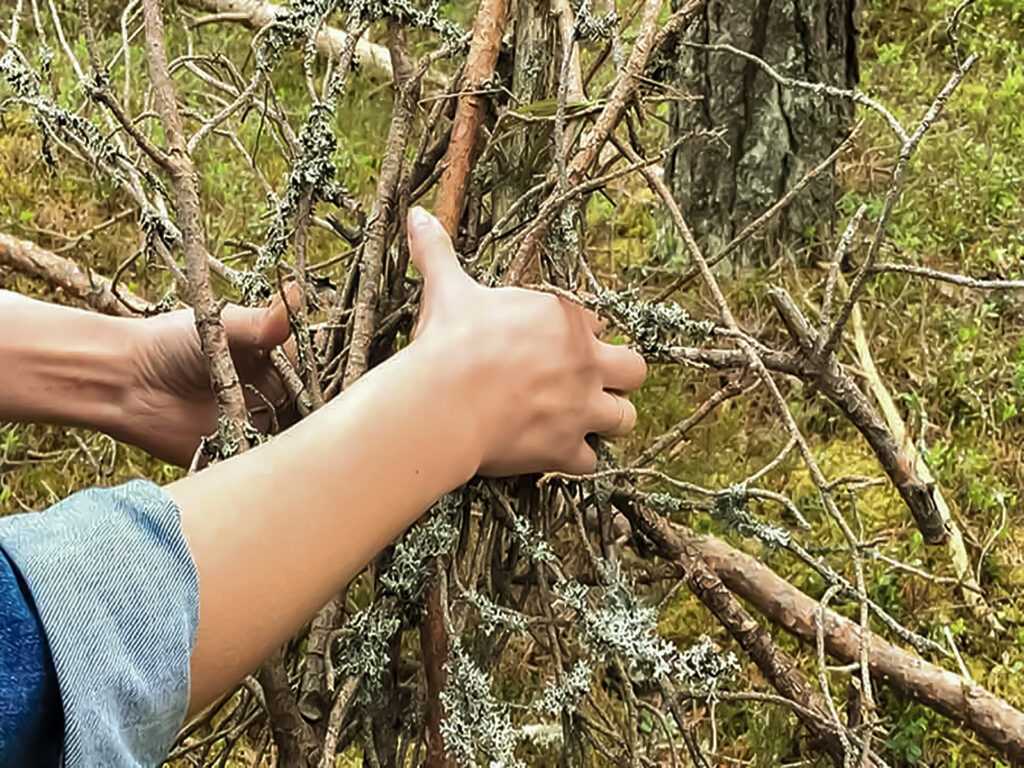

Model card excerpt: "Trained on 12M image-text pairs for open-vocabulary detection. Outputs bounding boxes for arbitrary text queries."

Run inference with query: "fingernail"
[409,206,433,229]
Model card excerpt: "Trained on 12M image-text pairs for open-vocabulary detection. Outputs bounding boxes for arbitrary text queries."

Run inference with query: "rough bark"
[257,649,320,768]
[666,0,859,261]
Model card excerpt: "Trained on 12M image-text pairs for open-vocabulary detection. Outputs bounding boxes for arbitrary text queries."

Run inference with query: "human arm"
[0,287,293,466]
[170,206,647,714]
[0,206,646,761]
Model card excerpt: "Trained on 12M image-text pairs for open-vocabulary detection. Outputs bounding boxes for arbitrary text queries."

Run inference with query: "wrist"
[77,314,144,438]
[0,291,140,433]
[375,337,486,488]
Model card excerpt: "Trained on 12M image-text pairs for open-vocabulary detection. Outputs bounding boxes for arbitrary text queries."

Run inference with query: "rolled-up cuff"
[0,480,199,767]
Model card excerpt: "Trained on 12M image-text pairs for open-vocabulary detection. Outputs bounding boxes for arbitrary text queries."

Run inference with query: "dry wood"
[847,295,993,622]
[766,288,947,544]
[141,0,250,451]
[611,492,865,766]
[141,1,315,760]
[257,648,320,768]
[0,232,152,316]
[504,0,674,284]
[180,0,394,80]
[690,530,1024,762]
[433,0,509,235]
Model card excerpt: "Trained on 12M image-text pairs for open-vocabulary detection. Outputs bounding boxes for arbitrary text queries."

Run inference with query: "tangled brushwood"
[2,0,1024,765]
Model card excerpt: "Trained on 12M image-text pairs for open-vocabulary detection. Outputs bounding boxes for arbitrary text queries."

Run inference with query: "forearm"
[166,339,481,714]
[0,291,135,432]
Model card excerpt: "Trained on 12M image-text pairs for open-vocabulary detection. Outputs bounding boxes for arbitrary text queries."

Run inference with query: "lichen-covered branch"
[141,0,251,454]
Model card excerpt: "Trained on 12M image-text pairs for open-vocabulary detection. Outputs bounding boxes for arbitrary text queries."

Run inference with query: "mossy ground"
[2,0,1023,765]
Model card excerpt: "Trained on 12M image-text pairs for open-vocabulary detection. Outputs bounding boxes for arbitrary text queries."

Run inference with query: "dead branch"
[180,0,394,81]
[141,0,250,451]
[302,24,424,723]
[690,529,1024,762]
[766,287,947,544]
[847,293,994,623]
[0,232,152,316]
[433,0,508,236]
[504,0,672,284]
[611,493,869,767]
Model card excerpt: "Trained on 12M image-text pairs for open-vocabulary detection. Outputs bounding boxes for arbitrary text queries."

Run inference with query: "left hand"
[116,292,296,467]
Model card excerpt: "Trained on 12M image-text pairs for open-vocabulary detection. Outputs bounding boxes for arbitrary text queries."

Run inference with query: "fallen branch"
[690,530,1024,762]
[612,493,870,766]
[180,0,394,81]
[766,287,947,544]
[0,232,152,316]
[848,293,995,625]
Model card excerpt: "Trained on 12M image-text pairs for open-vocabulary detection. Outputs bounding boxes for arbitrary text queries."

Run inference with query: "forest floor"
[1,0,1023,765]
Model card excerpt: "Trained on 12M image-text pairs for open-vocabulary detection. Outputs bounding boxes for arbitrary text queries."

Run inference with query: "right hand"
[406,206,647,477]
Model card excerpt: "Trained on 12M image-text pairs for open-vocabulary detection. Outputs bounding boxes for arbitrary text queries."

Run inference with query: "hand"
[406,206,647,476]
[117,293,295,467]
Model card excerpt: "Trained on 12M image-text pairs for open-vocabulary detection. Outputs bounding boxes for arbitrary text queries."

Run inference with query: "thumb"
[222,282,300,350]
[407,206,472,292]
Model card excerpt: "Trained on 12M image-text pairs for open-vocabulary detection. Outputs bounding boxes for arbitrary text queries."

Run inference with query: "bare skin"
[0,285,294,466]
[0,206,647,717]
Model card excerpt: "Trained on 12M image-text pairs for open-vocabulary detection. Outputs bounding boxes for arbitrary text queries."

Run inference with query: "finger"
[584,308,607,336]
[589,392,638,438]
[222,283,300,350]
[596,342,648,392]
[407,206,474,293]
[561,441,598,475]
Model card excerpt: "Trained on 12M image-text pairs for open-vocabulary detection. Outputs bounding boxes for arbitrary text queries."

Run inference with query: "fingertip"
[408,205,437,232]
[598,342,649,393]
[259,283,301,348]
[406,206,470,290]
[407,206,443,276]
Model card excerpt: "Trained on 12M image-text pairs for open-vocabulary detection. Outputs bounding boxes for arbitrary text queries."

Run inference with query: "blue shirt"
[0,481,199,767]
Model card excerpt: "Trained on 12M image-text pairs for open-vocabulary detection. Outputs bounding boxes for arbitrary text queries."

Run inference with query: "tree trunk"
[666,0,859,262]
[491,0,561,221]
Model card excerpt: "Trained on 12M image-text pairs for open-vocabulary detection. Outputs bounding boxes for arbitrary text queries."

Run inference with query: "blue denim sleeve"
[0,548,62,767]
[0,480,199,767]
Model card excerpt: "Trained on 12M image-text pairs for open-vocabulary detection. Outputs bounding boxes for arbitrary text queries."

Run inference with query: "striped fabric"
[0,480,199,767]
